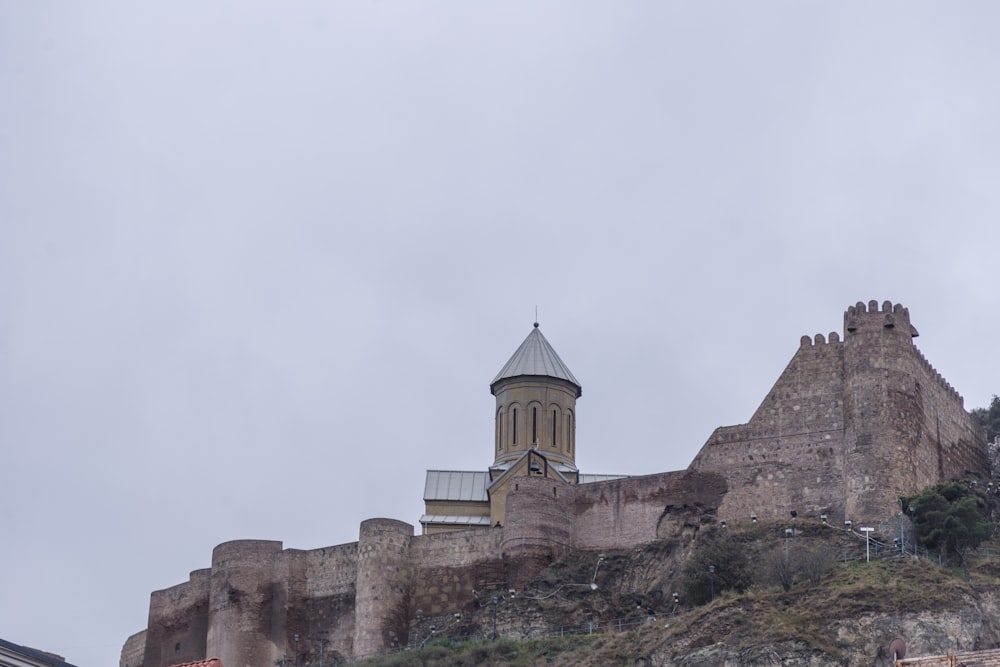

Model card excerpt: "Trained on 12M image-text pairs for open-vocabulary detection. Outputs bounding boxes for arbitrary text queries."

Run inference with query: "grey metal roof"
[490,324,581,395]
[419,514,492,526]
[0,639,81,667]
[579,473,630,484]
[423,470,489,502]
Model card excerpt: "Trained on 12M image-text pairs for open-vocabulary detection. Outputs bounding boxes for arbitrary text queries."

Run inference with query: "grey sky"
[2,3,999,666]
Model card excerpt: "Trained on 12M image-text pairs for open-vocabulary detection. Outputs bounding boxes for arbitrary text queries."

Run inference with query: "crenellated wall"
[690,300,988,528]
[691,329,848,523]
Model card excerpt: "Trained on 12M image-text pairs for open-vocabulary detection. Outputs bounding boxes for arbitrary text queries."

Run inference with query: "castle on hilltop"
[121,300,989,667]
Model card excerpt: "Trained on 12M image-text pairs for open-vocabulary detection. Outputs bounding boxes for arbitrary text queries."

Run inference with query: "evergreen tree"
[905,481,994,580]
[971,394,1000,442]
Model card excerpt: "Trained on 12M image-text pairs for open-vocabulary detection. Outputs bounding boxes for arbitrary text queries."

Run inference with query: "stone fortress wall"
[128,471,702,667]
[688,300,988,533]
[124,301,989,667]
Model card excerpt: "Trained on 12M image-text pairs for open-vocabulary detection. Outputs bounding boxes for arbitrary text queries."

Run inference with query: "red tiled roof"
[168,658,224,667]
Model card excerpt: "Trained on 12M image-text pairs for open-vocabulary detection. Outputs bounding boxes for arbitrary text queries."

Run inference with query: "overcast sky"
[2,3,1000,666]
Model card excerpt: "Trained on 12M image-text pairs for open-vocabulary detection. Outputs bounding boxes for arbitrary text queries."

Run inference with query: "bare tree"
[798,545,833,587]
[763,546,796,592]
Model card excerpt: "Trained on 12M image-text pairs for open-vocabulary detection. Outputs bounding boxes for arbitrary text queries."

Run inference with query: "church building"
[420,322,624,534]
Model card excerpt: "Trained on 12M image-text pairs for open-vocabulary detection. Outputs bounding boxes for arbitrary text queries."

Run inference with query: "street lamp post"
[899,498,906,555]
[784,527,793,562]
[708,565,716,602]
[861,527,874,562]
[491,596,498,640]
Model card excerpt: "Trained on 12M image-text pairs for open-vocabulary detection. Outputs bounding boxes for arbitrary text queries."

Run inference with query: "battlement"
[913,346,964,407]
[844,299,919,338]
[799,331,841,347]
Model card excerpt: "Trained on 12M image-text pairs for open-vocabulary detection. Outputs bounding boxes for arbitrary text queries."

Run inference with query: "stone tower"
[420,322,585,534]
[840,300,985,520]
[486,323,582,526]
[490,323,582,469]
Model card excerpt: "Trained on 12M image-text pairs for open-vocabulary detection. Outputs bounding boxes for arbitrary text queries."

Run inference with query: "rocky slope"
[386,523,1000,667]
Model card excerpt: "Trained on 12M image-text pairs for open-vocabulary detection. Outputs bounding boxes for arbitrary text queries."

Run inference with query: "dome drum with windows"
[419,323,624,535]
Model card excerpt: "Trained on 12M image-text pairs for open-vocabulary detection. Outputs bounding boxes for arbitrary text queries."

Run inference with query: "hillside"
[356,522,1000,667]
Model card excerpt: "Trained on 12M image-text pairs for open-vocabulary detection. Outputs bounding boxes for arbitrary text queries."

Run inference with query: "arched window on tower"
[567,410,574,456]
[496,408,503,452]
[532,407,537,445]
[549,404,562,450]
[512,408,517,445]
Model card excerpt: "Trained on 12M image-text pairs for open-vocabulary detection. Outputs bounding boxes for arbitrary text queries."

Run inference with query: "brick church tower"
[486,323,583,526]
[420,323,585,533]
[490,323,581,469]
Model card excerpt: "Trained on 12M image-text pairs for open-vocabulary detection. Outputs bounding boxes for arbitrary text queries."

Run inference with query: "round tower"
[490,323,582,468]
[353,518,413,657]
[500,475,573,588]
[206,540,284,667]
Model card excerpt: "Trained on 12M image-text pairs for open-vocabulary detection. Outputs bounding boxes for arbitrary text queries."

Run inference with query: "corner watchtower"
[841,300,986,522]
[843,299,919,339]
[490,323,581,469]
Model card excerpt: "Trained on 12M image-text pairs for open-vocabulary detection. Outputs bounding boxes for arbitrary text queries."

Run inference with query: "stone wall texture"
[120,630,146,667]
[689,300,988,532]
[304,543,357,662]
[206,540,286,667]
[142,568,210,667]
[125,301,989,667]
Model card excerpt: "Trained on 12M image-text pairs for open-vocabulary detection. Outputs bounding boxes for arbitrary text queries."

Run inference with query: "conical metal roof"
[490,324,581,396]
